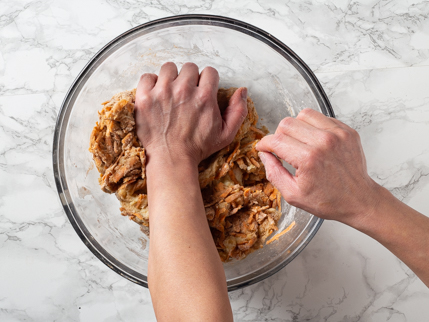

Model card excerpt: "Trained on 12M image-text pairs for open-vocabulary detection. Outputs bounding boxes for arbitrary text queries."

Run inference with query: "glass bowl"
[53,15,334,291]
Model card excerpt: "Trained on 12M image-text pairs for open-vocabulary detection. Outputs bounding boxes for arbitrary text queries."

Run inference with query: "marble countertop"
[1,0,429,321]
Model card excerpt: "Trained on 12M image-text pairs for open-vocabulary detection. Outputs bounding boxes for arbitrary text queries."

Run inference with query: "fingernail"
[258,152,266,164]
[241,87,248,101]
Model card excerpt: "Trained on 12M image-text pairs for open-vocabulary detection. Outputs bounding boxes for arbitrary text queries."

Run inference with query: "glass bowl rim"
[52,14,334,291]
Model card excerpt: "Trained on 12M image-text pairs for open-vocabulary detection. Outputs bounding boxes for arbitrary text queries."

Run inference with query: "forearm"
[146,152,232,322]
[349,183,429,287]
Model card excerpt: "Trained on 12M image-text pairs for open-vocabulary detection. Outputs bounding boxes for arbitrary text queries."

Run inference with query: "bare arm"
[146,156,232,321]
[353,186,429,285]
[134,62,248,321]
[256,108,429,287]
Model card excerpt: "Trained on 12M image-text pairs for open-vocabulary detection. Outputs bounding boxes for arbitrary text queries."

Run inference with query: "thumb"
[220,87,248,143]
[258,151,296,201]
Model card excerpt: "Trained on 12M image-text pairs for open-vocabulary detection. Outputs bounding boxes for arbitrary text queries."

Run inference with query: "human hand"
[256,108,381,226]
[134,62,248,166]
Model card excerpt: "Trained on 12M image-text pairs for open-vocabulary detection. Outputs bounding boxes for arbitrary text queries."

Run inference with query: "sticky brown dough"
[89,87,282,262]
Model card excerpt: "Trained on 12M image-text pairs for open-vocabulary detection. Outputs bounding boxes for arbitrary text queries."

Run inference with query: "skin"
[256,109,429,287]
[134,62,247,322]
[135,62,429,320]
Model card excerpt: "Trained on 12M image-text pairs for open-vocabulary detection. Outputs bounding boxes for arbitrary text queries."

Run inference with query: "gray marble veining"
[1,0,429,321]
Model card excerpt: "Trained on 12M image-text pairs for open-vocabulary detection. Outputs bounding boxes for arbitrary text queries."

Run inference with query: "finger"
[176,62,199,86]
[157,62,178,86]
[329,117,353,131]
[256,133,310,170]
[258,152,297,201]
[219,87,248,144]
[136,73,158,98]
[296,108,337,130]
[275,116,325,145]
[198,66,219,95]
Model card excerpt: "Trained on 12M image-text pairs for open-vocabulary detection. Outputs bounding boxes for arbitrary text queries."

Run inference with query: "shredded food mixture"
[89,87,282,261]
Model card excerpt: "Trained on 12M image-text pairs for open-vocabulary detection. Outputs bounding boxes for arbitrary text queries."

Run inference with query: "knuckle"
[278,117,294,130]
[320,131,338,149]
[181,62,199,73]
[350,128,360,140]
[163,61,175,68]
[174,86,186,98]
[203,66,218,76]
[335,126,360,143]
[267,174,279,189]
[183,62,198,70]
[139,74,148,82]
[256,137,267,151]
[174,83,192,99]
[136,94,150,105]
[270,134,284,150]
[197,89,212,104]
[135,93,152,108]
[306,148,322,168]
[297,108,313,119]
[140,73,156,81]
[266,165,282,187]
[334,127,351,141]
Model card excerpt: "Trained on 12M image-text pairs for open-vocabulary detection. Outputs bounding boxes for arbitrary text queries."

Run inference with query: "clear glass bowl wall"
[54,16,332,291]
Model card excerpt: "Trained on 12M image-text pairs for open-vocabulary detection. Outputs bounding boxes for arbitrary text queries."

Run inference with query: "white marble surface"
[1,0,429,321]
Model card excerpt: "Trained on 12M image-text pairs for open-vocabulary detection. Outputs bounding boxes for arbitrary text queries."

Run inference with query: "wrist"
[145,147,199,173]
[344,181,393,232]
[144,148,203,223]
[145,148,200,193]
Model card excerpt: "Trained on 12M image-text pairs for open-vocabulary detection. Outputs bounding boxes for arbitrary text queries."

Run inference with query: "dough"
[89,88,282,261]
